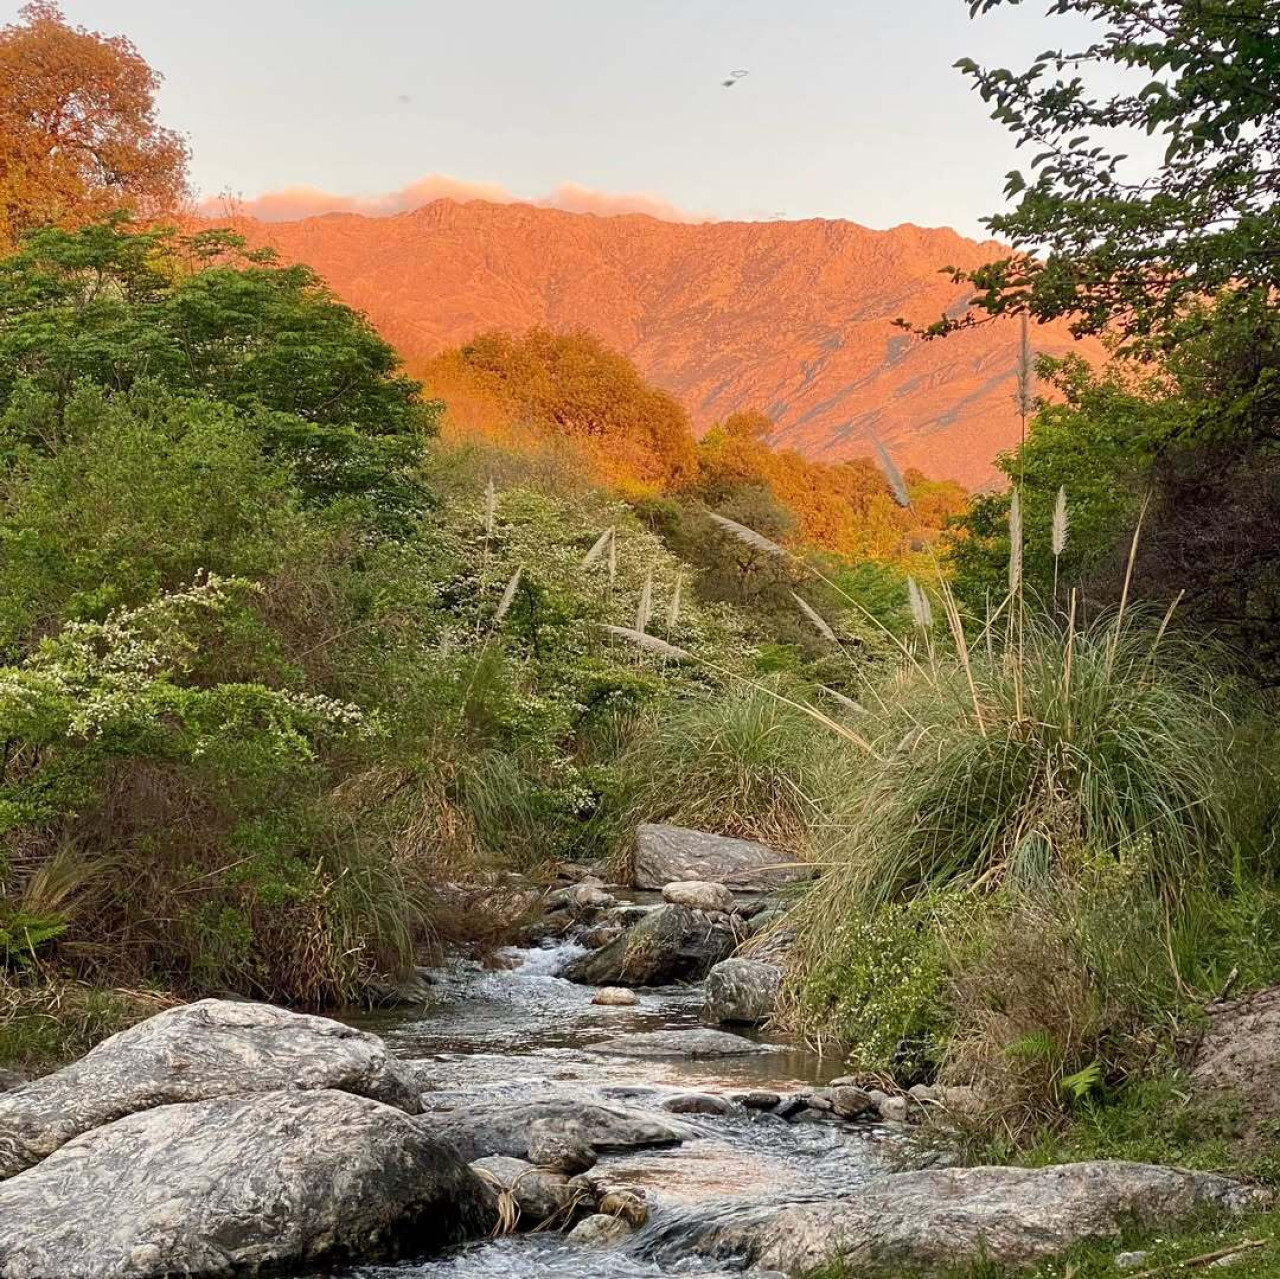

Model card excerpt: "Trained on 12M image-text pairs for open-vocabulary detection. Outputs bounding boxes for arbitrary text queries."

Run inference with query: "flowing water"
[332,940,893,1278]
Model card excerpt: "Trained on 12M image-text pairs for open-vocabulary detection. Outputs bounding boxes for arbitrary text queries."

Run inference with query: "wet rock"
[0,999,418,1180]
[662,879,736,912]
[0,1089,487,1278]
[662,1092,737,1115]
[703,958,783,1025]
[597,1187,649,1227]
[739,1090,781,1110]
[592,987,638,1006]
[526,1120,596,1175]
[663,1162,1263,1274]
[773,1096,808,1121]
[470,1155,578,1226]
[567,1213,633,1247]
[826,1085,878,1120]
[596,1028,767,1059]
[633,824,811,892]
[581,923,625,949]
[424,1097,689,1162]
[0,1071,25,1095]
[371,967,435,1006]
[564,903,734,987]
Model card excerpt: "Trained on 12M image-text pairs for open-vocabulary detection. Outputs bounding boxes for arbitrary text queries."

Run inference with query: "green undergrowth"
[807,1207,1280,1277]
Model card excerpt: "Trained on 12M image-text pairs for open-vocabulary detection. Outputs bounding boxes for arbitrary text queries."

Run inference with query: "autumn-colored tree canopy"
[424,328,699,491]
[0,2,188,249]
[423,329,966,564]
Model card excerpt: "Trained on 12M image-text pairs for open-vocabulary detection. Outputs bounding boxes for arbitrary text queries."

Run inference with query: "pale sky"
[9,1,1108,235]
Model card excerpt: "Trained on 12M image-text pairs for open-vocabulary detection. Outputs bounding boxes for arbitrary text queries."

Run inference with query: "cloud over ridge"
[198,173,702,223]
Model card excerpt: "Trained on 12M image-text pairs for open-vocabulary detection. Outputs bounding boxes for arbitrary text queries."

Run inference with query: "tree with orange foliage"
[0,2,188,249]
[446,328,699,491]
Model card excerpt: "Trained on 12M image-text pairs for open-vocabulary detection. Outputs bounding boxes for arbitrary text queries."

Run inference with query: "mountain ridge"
[221,197,1101,486]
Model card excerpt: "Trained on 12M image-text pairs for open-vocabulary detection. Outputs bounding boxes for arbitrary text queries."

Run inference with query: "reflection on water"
[332,942,887,1278]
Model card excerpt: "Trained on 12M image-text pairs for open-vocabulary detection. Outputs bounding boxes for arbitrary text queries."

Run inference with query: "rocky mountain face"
[230,199,1100,486]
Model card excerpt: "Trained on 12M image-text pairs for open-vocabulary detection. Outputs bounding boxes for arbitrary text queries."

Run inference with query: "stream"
[332,938,895,1278]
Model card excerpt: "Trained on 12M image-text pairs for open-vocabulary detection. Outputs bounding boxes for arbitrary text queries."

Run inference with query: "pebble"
[592,988,638,1007]
[1115,1252,1150,1271]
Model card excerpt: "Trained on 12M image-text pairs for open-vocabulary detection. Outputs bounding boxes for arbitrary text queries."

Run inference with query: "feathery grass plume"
[872,437,911,508]
[635,569,653,633]
[582,526,613,569]
[603,624,692,661]
[709,511,786,557]
[483,476,497,538]
[1015,313,1035,436]
[1051,486,1068,559]
[793,591,837,642]
[668,569,683,629]
[819,685,866,714]
[1008,489,1024,599]
[1051,486,1068,607]
[907,577,933,631]
[493,566,522,626]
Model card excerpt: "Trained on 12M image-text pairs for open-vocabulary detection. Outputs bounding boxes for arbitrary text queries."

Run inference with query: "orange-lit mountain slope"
[228,199,1102,487]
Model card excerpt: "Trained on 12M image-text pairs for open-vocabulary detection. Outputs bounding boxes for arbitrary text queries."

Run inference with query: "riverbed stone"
[424,1097,690,1162]
[0,1089,488,1279]
[658,1162,1264,1274]
[634,824,811,891]
[826,1085,878,1120]
[0,998,419,1180]
[662,1092,737,1115]
[596,1028,768,1059]
[567,1213,632,1247]
[526,1120,597,1174]
[469,1155,578,1227]
[0,1071,25,1095]
[738,1090,781,1109]
[592,986,639,1006]
[703,957,783,1025]
[661,879,736,912]
[564,903,734,986]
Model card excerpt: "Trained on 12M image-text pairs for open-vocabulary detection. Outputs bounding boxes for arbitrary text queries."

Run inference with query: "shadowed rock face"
[648,1161,1267,1274]
[564,903,735,987]
[633,825,807,893]
[0,999,419,1179]
[0,1089,489,1279]
[1192,986,1280,1140]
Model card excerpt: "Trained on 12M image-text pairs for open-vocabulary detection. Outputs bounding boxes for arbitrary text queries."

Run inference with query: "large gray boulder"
[633,824,810,892]
[0,999,418,1180]
[654,1162,1264,1274]
[595,1028,767,1059]
[564,903,734,986]
[703,958,784,1025]
[424,1096,690,1162]
[0,1089,489,1279]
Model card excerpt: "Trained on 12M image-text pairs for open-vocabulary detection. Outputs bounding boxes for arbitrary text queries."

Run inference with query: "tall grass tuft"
[802,607,1242,916]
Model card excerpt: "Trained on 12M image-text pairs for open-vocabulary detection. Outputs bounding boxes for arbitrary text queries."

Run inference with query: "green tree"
[0,219,435,521]
[946,0,1280,349]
